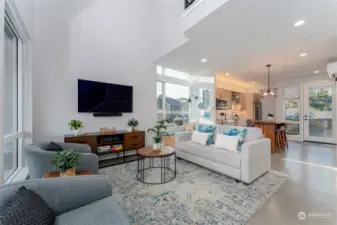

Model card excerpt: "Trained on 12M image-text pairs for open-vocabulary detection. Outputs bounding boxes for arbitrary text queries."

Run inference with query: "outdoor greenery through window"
[284,87,300,135]
[308,87,333,138]
[157,81,190,126]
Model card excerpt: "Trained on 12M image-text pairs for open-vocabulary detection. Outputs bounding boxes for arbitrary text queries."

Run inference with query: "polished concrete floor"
[248,141,337,225]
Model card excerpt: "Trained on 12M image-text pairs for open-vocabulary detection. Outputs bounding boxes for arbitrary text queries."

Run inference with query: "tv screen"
[78,79,133,113]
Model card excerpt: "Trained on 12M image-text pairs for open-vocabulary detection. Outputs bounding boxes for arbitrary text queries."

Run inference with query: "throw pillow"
[191,131,209,146]
[0,186,55,225]
[197,124,216,145]
[224,127,247,151]
[214,133,240,152]
[46,142,63,151]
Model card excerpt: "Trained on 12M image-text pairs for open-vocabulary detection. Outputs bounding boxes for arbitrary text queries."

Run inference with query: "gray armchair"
[25,142,99,178]
[0,175,130,225]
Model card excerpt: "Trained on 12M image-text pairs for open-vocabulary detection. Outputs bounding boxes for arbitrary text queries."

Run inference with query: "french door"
[303,81,336,144]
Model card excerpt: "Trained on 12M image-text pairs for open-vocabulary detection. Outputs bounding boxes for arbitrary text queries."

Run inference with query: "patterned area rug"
[99,159,287,225]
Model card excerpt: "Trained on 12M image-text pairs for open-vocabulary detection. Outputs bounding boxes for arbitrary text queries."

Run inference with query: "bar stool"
[275,124,288,152]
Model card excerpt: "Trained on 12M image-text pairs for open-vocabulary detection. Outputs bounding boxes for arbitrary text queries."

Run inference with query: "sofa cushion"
[224,127,247,151]
[176,141,207,154]
[176,141,241,169]
[244,127,263,142]
[0,187,55,225]
[197,124,216,145]
[214,133,240,152]
[191,131,209,146]
[45,142,63,152]
[54,196,129,225]
[223,125,262,143]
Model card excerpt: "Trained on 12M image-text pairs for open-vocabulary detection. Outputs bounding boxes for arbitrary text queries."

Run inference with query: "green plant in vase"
[127,118,139,132]
[51,149,80,176]
[147,120,168,150]
[68,120,83,136]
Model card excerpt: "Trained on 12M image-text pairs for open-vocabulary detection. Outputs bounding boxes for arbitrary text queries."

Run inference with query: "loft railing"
[185,0,196,9]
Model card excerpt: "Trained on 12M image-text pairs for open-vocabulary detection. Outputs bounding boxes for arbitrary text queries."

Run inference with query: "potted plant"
[68,120,83,136]
[127,118,139,132]
[51,149,80,177]
[147,120,168,150]
[267,113,274,120]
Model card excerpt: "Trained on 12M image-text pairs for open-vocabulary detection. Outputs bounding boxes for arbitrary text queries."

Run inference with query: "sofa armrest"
[77,153,99,174]
[240,138,271,184]
[174,131,193,145]
[0,175,112,216]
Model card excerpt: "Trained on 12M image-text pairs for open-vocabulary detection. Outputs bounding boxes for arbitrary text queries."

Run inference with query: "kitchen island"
[254,121,285,153]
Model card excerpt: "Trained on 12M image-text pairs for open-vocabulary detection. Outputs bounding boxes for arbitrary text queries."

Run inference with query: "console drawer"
[124,133,145,150]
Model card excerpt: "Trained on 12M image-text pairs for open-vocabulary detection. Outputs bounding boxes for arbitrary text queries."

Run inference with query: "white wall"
[153,0,188,60]
[181,0,231,34]
[33,0,157,142]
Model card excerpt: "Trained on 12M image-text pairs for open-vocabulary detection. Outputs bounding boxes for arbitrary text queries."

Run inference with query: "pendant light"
[260,64,278,97]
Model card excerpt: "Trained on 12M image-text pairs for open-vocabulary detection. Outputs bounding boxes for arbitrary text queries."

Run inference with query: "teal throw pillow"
[224,127,247,151]
[198,124,216,145]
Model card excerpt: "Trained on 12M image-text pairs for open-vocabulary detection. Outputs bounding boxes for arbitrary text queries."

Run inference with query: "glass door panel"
[304,82,336,143]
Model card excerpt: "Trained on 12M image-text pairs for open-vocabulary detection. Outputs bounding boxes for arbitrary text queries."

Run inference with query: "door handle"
[304,115,308,121]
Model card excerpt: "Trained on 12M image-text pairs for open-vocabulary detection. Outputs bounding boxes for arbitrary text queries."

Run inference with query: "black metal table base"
[137,153,176,184]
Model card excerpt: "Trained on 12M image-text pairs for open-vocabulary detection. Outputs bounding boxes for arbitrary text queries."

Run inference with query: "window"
[3,18,23,182]
[284,87,300,135]
[198,76,214,84]
[163,68,190,81]
[157,81,163,120]
[156,81,190,126]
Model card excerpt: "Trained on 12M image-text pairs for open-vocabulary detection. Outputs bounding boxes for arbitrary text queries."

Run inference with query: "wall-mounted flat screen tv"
[78,79,133,113]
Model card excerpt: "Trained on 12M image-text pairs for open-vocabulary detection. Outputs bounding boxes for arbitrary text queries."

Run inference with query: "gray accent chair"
[25,142,99,178]
[0,175,130,225]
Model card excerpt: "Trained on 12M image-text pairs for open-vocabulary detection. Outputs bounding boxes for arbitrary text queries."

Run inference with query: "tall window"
[157,81,163,120]
[3,19,21,182]
[156,81,190,125]
[284,87,300,135]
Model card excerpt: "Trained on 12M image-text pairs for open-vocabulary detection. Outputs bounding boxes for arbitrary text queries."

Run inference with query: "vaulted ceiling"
[156,0,337,86]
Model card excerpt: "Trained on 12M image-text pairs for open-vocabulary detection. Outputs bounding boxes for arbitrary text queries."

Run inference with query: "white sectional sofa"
[174,125,271,184]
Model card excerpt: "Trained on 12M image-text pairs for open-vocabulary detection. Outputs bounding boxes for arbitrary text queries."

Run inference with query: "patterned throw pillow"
[198,124,216,145]
[224,127,247,151]
[0,186,55,225]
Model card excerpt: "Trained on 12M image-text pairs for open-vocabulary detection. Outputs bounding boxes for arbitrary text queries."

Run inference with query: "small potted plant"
[51,149,80,177]
[267,113,274,120]
[147,120,168,150]
[127,118,139,132]
[68,120,83,136]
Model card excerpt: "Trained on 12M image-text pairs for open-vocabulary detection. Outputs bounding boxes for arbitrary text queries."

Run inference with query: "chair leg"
[276,132,280,152]
[283,131,288,149]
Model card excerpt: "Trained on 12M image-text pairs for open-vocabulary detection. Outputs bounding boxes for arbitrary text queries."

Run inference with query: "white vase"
[268,117,274,120]
[126,127,132,132]
[73,129,79,136]
[153,143,160,149]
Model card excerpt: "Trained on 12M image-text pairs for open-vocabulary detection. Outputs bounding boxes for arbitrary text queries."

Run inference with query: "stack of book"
[111,144,123,152]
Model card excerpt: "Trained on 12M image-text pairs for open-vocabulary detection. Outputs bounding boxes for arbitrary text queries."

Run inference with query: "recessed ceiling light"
[294,20,305,27]
[225,73,230,76]
[300,53,307,57]
[313,70,320,74]
[201,58,207,63]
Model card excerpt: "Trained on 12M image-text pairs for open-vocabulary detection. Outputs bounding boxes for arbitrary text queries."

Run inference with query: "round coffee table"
[136,146,176,184]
